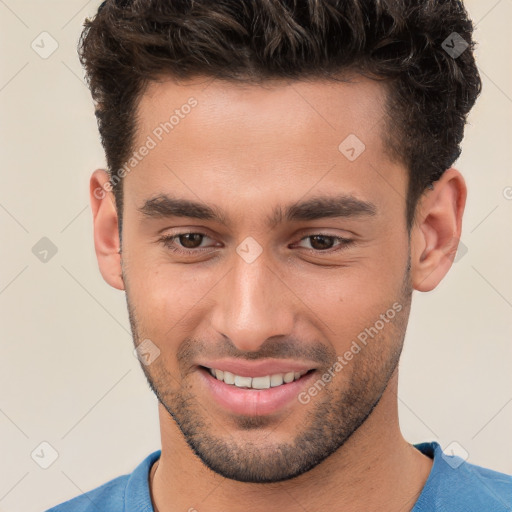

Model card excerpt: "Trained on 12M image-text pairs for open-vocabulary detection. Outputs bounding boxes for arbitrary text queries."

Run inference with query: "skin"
[90,75,466,511]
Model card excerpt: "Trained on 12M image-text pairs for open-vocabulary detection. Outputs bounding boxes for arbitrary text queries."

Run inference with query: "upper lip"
[198,359,316,378]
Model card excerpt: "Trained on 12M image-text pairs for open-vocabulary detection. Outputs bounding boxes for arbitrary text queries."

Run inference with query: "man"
[46,0,511,511]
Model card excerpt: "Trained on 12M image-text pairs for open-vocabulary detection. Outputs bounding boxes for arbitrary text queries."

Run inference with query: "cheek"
[286,243,408,344]
[129,260,216,333]
[125,221,409,347]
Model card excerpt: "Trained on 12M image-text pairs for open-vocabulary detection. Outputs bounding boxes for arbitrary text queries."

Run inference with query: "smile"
[199,366,317,416]
[204,366,310,389]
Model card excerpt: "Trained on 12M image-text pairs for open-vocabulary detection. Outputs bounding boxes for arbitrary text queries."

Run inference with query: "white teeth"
[283,372,295,383]
[270,374,284,387]
[207,367,309,389]
[223,370,235,385]
[251,376,271,389]
[234,375,252,388]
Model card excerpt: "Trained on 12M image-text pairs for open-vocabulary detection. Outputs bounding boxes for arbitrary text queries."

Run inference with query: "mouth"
[201,365,315,389]
[198,365,318,416]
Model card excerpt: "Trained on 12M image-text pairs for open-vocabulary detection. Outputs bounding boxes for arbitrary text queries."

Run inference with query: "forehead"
[125,75,405,224]
[136,75,389,146]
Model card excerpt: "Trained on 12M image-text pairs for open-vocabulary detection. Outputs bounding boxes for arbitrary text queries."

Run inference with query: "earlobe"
[410,168,467,292]
[90,169,125,290]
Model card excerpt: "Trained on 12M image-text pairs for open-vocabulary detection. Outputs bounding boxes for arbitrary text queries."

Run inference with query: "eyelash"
[157,232,355,256]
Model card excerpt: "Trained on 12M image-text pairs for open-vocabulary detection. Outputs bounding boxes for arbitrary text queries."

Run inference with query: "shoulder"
[44,474,129,511]
[413,441,512,512]
[454,460,512,507]
[44,450,161,512]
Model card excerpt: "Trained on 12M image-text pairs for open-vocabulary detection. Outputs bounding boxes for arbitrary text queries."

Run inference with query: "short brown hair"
[79,0,481,232]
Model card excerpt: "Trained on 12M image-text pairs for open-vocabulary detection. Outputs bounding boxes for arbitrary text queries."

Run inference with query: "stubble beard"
[123,255,413,483]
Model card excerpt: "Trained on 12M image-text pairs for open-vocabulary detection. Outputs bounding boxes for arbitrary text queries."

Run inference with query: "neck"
[149,371,433,512]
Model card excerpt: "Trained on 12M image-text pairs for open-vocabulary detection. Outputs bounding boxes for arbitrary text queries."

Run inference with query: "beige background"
[0,1,511,511]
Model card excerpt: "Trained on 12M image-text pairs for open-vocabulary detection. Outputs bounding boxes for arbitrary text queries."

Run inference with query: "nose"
[210,250,295,352]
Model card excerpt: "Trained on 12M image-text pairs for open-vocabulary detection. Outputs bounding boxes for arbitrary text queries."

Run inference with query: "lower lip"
[198,367,317,416]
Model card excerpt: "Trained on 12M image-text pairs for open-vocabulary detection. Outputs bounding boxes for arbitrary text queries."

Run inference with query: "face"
[116,76,415,482]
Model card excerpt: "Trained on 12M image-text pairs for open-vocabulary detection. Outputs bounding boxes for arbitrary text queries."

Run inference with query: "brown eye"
[308,235,336,250]
[178,233,205,249]
[158,231,217,255]
[295,234,354,253]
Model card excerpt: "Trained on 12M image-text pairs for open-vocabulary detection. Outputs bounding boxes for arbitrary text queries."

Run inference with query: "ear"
[90,169,125,290]
[410,168,467,292]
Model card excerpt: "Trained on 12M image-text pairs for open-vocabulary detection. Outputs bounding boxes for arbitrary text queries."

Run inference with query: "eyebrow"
[138,193,377,228]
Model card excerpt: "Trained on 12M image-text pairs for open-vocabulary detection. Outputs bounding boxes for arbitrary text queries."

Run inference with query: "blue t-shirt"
[45,441,511,511]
